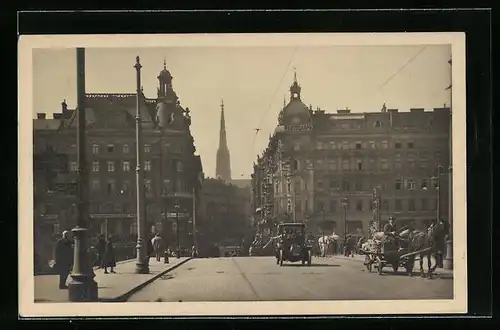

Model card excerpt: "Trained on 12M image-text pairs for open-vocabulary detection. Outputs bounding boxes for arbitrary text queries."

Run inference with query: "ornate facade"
[33,61,204,269]
[252,73,451,239]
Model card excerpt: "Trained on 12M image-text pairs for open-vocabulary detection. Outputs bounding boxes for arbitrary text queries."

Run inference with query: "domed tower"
[156,60,180,128]
[278,69,312,128]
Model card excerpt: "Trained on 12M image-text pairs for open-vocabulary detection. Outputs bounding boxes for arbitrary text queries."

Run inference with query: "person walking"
[95,234,106,269]
[54,230,73,289]
[101,236,116,274]
[151,233,163,262]
[147,235,154,262]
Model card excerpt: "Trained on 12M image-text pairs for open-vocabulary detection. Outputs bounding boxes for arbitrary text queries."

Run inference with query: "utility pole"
[68,48,98,302]
[444,57,453,270]
[134,56,149,274]
[175,202,180,258]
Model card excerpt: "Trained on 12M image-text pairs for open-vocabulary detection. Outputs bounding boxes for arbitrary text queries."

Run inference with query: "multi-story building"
[252,73,451,239]
[33,61,204,269]
[198,178,252,249]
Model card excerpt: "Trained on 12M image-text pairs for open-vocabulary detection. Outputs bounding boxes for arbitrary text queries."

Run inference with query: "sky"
[33,44,451,179]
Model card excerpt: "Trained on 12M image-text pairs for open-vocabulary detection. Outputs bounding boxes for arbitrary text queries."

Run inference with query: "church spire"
[216,98,231,181]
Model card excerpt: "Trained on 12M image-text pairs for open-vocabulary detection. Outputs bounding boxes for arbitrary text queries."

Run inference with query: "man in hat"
[54,230,73,289]
[383,216,397,236]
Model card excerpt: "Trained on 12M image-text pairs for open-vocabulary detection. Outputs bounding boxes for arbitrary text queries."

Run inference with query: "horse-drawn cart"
[360,236,432,275]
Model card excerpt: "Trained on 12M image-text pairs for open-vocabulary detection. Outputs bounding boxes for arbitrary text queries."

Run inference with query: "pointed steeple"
[216,98,231,181]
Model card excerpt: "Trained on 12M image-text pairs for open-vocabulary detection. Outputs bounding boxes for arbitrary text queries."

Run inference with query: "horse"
[406,221,447,279]
[317,233,340,257]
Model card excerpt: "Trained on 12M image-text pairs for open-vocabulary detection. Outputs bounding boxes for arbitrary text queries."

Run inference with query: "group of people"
[52,231,117,290]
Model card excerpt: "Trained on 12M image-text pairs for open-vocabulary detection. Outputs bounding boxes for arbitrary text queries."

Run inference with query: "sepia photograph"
[18,33,467,317]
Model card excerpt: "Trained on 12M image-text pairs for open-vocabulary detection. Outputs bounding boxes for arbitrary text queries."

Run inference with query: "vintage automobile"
[275,223,312,266]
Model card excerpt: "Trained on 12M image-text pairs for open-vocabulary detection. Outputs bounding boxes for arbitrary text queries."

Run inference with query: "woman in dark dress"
[95,235,106,269]
[101,236,116,274]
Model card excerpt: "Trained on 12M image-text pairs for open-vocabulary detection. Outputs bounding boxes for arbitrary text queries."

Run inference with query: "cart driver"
[384,216,397,236]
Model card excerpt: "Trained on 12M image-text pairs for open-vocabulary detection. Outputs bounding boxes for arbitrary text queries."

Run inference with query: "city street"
[127,256,453,302]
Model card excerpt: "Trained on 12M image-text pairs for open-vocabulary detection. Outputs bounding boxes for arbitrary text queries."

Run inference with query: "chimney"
[410,108,425,113]
[53,113,62,119]
[37,113,46,119]
[61,100,68,112]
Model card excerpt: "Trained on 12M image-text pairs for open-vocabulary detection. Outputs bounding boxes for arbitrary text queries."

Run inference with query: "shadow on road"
[376,270,453,280]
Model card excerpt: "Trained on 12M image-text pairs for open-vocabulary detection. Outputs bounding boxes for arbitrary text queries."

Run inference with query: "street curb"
[99,257,193,302]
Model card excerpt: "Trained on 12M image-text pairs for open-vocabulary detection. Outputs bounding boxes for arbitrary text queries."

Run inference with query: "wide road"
[127,256,453,302]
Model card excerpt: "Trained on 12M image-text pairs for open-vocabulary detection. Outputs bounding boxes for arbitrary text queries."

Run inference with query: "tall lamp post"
[432,165,444,268]
[134,56,149,274]
[444,57,453,270]
[174,202,180,258]
[341,197,348,253]
[68,48,98,301]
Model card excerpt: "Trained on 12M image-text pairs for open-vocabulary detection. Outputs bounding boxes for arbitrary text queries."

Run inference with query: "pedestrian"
[95,234,106,269]
[101,236,116,274]
[147,235,154,262]
[151,233,163,262]
[53,230,73,289]
[191,245,198,258]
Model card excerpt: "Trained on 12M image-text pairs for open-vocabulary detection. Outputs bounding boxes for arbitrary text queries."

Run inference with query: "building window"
[432,199,438,211]
[408,199,416,211]
[355,181,363,191]
[316,141,324,150]
[70,161,77,172]
[374,120,381,128]
[107,161,115,172]
[395,179,403,190]
[330,142,336,150]
[144,160,151,172]
[408,142,415,149]
[328,161,337,171]
[293,143,300,151]
[317,180,324,190]
[395,142,402,149]
[421,198,428,211]
[123,144,129,153]
[342,181,350,191]
[107,144,115,153]
[329,180,338,190]
[356,200,363,211]
[342,142,349,150]
[357,160,363,171]
[342,160,350,170]
[421,179,429,190]
[92,144,99,154]
[120,180,130,195]
[144,179,152,193]
[381,159,389,170]
[91,179,100,191]
[329,200,336,213]
[395,199,402,211]
[92,161,99,172]
[107,179,115,195]
[394,162,402,169]
[381,140,388,149]
[287,178,291,194]
[355,142,362,150]
[407,179,416,190]
[369,141,376,149]
[144,144,151,153]
[408,159,416,169]
[123,161,130,172]
[420,161,428,169]
[176,161,184,172]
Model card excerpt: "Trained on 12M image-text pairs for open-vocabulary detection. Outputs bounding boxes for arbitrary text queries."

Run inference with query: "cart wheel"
[377,259,383,275]
[279,249,283,266]
[307,250,312,267]
[392,264,399,273]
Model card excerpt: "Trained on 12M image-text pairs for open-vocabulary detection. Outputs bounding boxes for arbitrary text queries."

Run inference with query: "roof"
[33,119,61,130]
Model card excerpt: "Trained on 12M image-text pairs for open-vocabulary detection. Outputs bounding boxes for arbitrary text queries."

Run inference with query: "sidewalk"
[328,254,454,276]
[34,257,191,303]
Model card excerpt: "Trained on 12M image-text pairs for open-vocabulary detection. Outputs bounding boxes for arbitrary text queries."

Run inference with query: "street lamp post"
[432,165,444,268]
[175,202,180,258]
[444,57,454,270]
[68,48,98,302]
[134,56,149,274]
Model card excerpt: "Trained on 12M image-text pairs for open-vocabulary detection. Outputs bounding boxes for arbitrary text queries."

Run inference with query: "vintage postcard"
[18,32,467,317]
